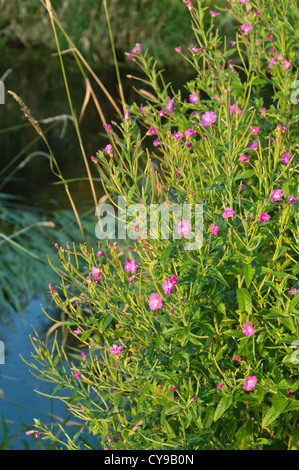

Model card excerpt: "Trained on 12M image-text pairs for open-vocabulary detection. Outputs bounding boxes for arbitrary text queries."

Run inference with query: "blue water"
[0,297,75,449]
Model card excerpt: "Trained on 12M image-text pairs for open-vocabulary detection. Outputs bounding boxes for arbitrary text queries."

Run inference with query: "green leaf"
[236,288,252,315]
[244,264,255,288]
[262,395,289,428]
[214,395,233,421]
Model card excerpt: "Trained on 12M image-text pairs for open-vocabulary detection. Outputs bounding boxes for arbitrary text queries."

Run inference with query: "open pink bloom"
[280,152,292,164]
[210,10,220,16]
[74,327,82,335]
[96,250,104,257]
[222,206,235,218]
[242,322,256,336]
[177,220,192,236]
[270,189,284,202]
[216,383,223,390]
[175,46,181,53]
[171,386,177,392]
[200,111,217,126]
[288,195,296,204]
[162,275,177,295]
[240,0,247,3]
[240,23,253,35]
[234,355,241,361]
[243,376,257,391]
[240,154,249,162]
[74,371,81,380]
[210,223,220,235]
[110,344,125,355]
[251,126,260,134]
[124,259,139,274]
[288,287,297,295]
[189,92,199,104]
[149,293,163,311]
[260,212,271,222]
[172,131,184,140]
[283,60,291,70]
[230,104,241,116]
[91,266,102,277]
[153,139,160,147]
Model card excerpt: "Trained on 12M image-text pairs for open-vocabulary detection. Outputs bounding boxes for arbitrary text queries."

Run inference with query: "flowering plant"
[26,0,298,450]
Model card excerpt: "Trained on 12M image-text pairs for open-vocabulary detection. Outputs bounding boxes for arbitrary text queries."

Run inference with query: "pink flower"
[103,124,112,131]
[259,212,271,222]
[131,43,142,54]
[124,259,139,274]
[153,139,161,147]
[288,287,297,295]
[171,386,177,392]
[283,60,291,70]
[110,344,125,355]
[103,144,113,158]
[234,355,241,361]
[91,266,102,277]
[210,223,220,235]
[240,154,249,162]
[256,9,261,15]
[200,111,217,126]
[74,371,81,380]
[81,352,86,359]
[249,140,258,151]
[172,131,184,140]
[162,275,177,295]
[74,327,82,335]
[192,396,197,401]
[216,383,223,390]
[177,220,192,236]
[149,293,163,311]
[185,128,197,138]
[230,104,241,116]
[266,32,272,41]
[34,433,41,439]
[189,45,199,53]
[288,195,296,204]
[260,107,267,117]
[189,92,199,104]
[96,250,104,257]
[270,189,284,202]
[240,0,247,3]
[280,152,292,164]
[147,126,157,135]
[243,376,257,391]
[175,46,181,53]
[242,322,256,337]
[210,10,220,17]
[222,206,235,218]
[240,23,253,35]
[166,98,174,114]
[251,126,259,134]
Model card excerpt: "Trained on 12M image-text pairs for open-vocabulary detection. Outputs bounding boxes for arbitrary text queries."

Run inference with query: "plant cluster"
[25,0,298,450]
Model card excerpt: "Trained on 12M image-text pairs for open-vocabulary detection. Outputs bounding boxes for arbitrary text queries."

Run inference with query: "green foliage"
[0,0,231,67]
[25,0,298,450]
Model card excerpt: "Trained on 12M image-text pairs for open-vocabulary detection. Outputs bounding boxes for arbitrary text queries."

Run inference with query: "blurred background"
[0,0,233,448]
